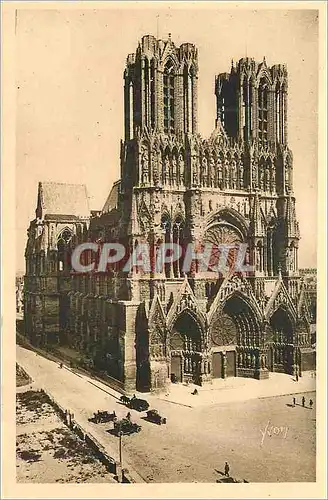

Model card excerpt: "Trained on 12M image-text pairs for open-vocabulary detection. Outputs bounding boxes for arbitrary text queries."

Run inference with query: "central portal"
[170,310,203,385]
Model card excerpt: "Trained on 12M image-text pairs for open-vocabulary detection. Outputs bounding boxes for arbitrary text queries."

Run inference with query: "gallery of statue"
[24,34,316,392]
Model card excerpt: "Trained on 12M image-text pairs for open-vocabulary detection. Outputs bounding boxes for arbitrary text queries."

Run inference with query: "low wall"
[40,388,121,479]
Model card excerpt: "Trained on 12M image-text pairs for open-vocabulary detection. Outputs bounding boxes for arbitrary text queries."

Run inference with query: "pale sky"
[16,6,318,272]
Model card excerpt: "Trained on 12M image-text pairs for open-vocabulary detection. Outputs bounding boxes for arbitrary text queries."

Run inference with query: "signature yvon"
[260,420,289,446]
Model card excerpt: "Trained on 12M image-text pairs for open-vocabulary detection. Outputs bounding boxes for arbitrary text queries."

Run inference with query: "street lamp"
[117,420,123,483]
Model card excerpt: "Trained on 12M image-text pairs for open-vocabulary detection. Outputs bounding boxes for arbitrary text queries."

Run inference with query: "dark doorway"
[270,307,294,374]
[170,310,203,383]
[212,352,223,378]
[226,351,236,377]
[267,347,274,372]
[171,355,182,382]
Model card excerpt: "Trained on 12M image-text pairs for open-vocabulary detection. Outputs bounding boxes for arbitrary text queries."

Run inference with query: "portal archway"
[170,310,204,384]
[269,307,294,374]
[209,293,262,379]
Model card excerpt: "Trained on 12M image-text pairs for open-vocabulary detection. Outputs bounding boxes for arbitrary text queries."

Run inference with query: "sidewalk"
[16,346,145,483]
[155,372,316,408]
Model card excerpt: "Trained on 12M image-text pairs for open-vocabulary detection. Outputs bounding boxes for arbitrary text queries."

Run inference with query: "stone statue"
[192,158,198,185]
[152,150,159,185]
[163,156,170,184]
[285,164,290,191]
[178,154,184,185]
[172,156,177,184]
[231,160,237,189]
[285,247,293,271]
[259,167,265,190]
[217,159,223,188]
[239,162,244,189]
[265,165,271,191]
[271,167,276,187]
[252,160,258,188]
[141,147,149,184]
[225,162,230,188]
[201,156,207,186]
[209,156,215,187]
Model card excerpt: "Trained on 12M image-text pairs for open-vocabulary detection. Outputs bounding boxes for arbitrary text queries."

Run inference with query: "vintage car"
[216,474,248,483]
[145,409,167,425]
[129,397,149,412]
[120,395,130,404]
[120,395,149,412]
[113,418,141,436]
[88,410,117,424]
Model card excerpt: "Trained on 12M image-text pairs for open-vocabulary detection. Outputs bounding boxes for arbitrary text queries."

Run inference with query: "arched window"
[242,79,252,141]
[161,214,171,278]
[280,84,285,143]
[242,80,247,131]
[57,228,73,273]
[276,83,280,142]
[129,80,134,139]
[144,58,149,127]
[258,78,268,144]
[172,216,185,278]
[183,66,193,133]
[163,61,175,134]
[150,60,156,130]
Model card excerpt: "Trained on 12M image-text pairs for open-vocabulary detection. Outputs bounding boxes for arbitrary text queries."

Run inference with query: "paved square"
[17,345,316,483]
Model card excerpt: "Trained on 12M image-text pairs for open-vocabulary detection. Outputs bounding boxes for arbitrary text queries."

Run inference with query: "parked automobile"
[120,395,130,404]
[216,473,248,483]
[129,397,149,412]
[145,409,167,425]
[112,418,141,436]
[120,395,149,412]
[89,410,117,424]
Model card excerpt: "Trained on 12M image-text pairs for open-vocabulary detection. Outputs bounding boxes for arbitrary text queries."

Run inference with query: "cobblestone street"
[17,345,316,483]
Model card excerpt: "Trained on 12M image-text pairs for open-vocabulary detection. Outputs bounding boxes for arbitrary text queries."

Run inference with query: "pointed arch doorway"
[269,307,294,375]
[209,293,263,379]
[170,310,204,385]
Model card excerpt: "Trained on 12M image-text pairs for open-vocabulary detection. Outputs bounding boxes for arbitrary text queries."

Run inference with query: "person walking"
[293,397,296,406]
[296,372,299,382]
[302,396,305,407]
[309,399,313,409]
[224,461,230,477]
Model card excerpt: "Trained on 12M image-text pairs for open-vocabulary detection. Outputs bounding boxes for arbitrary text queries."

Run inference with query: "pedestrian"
[309,399,313,409]
[224,461,230,477]
[302,396,305,407]
[126,412,131,421]
[296,372,299,382]
[293,397,296,406]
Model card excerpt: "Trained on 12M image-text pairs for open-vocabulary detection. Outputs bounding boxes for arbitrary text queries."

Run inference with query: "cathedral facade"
[24,34,316,393]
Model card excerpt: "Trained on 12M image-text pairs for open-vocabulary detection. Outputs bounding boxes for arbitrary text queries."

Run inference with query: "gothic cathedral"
[24,34,315,393]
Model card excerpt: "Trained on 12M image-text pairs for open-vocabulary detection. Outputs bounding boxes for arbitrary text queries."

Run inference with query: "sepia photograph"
[2,1,327,498]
